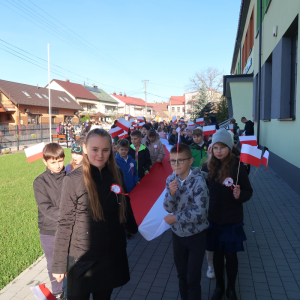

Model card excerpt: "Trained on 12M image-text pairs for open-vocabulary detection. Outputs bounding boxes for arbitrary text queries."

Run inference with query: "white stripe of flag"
[261,150,269,171]
[109,126,123,138]
[229,124,234,132]
[240,144,262,168]
[137,116,144,122]
[24,142,45,163]
[116,117,131,131]
[196,118,204,125]
[119,130,129,139]
[203,125,216,136]
[239,135,257,146]
[172,116,177,124]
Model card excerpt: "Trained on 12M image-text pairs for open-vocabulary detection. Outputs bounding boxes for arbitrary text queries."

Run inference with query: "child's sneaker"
[206,265,215,279]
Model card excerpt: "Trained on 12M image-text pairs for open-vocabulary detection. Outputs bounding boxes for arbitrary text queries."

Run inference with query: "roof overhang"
[223,74,253,98]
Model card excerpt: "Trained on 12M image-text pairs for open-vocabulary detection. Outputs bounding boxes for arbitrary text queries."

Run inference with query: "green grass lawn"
[0,149,71,290]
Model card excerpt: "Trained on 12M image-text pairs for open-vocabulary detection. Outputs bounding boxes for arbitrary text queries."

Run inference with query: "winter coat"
[51,165,138,274]
[33,168,66,236]
[201,156,253,225]
[163,167,210,237]
[115,154,139,193]
[142,134,165,165]
[168,134,178,145]
[244,120,254,136]
[190,142,208,168]
[181,135,193,145]
[128,144,151,180]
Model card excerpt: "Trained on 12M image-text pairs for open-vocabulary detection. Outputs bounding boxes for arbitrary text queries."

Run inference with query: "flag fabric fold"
[116,117,131,131]
[137,116,144,122]
[203,125,216,136]
[261,150,269,171]
[240,144,262,168]
[30,283,56,300]
[118,131,129,139]
[109,127,123,138]
[239,135,257,146]
[196,118,204,125]
[24,142,45,163]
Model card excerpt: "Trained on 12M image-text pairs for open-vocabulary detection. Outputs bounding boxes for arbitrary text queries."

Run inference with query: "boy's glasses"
[168,158,191,165]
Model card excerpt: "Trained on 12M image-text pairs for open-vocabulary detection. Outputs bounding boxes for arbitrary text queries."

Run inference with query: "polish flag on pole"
[116,117,131,131]
[130,139,173,241]
[261,150,269,171]
[187,121,194,126]
[178,123,182,127]
[203,125,216,136]
[129,118,136,125]
[137,116,144,122]
[180,118,185,123]
[130,126,135,132]
[176,127,181,151]
[118,131,129,139]
[196,118,204,125]
[172,116,177,124]
[241,131,245,136]
[138,122,145,128]
[30,283,56,300]
[24,142,45,163]
[239,135,257,146]
[109,127,123,138]
[229,124,234,132]
[240,144,262,168]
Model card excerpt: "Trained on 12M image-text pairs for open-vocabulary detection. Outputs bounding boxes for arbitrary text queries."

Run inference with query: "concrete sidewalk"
[1,166,300,299]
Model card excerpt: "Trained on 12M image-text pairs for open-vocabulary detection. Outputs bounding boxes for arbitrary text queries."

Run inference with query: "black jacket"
[33,168,66,236]
[181,135,193,145]
[168,134,178,145]
[52,165,138,274]
[201,157,253,225]
[128,145,151,179]
[244,120,254,135]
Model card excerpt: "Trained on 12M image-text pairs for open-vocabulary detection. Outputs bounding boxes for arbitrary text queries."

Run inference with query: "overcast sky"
[0,0,241,102]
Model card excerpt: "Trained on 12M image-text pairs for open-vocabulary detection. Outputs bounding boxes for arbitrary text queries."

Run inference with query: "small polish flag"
[116,117,131,131]
[203,125,216,136]
[119,131,129,139]
[179,118,185,123]
[30,283,56,300]
[176,128,181,151]
[187,121,194,126]
[137,116,144,122]
[24,142,45,163]
[229,124,234,132]
[130,118,136,125]
[196,118,204,125]
[172,116,177,124]
[109,126,123,138]
[241,131,245,136]
[176,127,181,134]
[261,150,269,171]
[240,144,262,168]
[130,126,135,132]
[239,135,257,147]
[178,123,182,127]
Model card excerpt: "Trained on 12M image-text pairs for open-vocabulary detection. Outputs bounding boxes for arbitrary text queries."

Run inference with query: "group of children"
[33,121,253,300]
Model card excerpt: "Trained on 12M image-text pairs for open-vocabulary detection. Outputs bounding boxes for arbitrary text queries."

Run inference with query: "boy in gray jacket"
[164,143,209,300]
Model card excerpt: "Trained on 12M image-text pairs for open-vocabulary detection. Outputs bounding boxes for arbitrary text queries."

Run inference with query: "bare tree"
[187,67,224,103]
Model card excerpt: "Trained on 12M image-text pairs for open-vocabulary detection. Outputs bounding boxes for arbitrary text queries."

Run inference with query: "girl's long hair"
[207,142,235,183]
[83,129,126,223]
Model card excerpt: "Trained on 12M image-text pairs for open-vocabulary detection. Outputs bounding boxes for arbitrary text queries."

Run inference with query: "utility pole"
[142,80,149,119]
[48,44,52,142]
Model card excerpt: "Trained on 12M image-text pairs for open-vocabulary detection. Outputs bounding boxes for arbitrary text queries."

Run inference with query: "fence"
[0,124,61,149]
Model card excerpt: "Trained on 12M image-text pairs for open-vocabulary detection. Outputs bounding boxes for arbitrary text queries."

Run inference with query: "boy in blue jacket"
[115,139,139,193]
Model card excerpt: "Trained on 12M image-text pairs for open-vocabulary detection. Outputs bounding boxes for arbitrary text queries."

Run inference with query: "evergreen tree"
[216,96,229,123]
[192,84,208,119]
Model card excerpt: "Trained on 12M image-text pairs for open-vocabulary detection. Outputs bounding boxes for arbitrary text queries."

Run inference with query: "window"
[6,114,10,121]
[87,105,91,111]
[262,54,272,120]
[42,94,49,99]
[290,33,298,119]
[64,97,70,102]
[172,107,175,112]
[177,107,180,112]
[35,93,43,99]
[182,107,184,112]
[27,114,39,124]
[256,0,270,32]
[22,91,31,98]
[58,96,64,102]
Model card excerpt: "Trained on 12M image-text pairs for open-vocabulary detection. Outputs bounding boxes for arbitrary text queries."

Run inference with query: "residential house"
[0,79,82,125]
[223,0,300,194]
[47,79,100,119]
[147,101,169,121]
[110,92,153,119]
[83,85,118,122]
[168,96,185,119]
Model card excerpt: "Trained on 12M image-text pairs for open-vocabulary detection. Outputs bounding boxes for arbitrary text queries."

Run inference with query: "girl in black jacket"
[201,129,252,300]
[168,128,178,145]
[52,129,138,300]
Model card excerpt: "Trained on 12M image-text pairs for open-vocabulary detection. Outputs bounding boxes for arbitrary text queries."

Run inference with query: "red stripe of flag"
[116,117,131,131]
[240,144,262,168]
[260,150,269,171]
[239,135,257,146]
[109,127,123,138]
[203,125,216,136]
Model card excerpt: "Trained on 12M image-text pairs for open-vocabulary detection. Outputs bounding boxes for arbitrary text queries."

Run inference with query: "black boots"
[211,283,225,300]
[53,291,65,300]
[226,287,238,300]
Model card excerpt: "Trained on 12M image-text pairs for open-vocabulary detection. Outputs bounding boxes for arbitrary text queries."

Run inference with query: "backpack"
[56,126,60,133]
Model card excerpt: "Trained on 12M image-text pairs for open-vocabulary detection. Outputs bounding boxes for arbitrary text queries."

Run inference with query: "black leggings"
[213,249,238,288]
[67,289,113,300]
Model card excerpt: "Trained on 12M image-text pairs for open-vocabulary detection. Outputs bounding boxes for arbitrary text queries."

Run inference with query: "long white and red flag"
[172,116,177,124]
[196,118,204,125]
[118,130,129,139]
[24,142,45,163]
[116,117,131,131]
[30,283,56,300]
[129,139,173,241]
[239,135,257,146]
[261,150,269,171]
[109,126,123,138]
[240,144,262,168]
[203,125,216,136]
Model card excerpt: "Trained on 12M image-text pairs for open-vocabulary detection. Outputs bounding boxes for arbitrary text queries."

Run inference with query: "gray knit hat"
[211,128,233,150]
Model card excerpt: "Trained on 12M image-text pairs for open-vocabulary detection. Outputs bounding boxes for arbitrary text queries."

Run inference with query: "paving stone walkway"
[1,166,300,299]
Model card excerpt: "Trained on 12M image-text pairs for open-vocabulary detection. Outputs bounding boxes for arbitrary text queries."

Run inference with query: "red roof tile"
[169,96,185,105]
[52,79,99,100]
[148,102,169,118]
[111,94,153,107]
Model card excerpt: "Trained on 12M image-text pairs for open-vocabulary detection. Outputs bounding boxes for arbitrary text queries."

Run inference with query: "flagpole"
[250,167,259,184]
[236,161,241,185]
[48,44,52,142]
